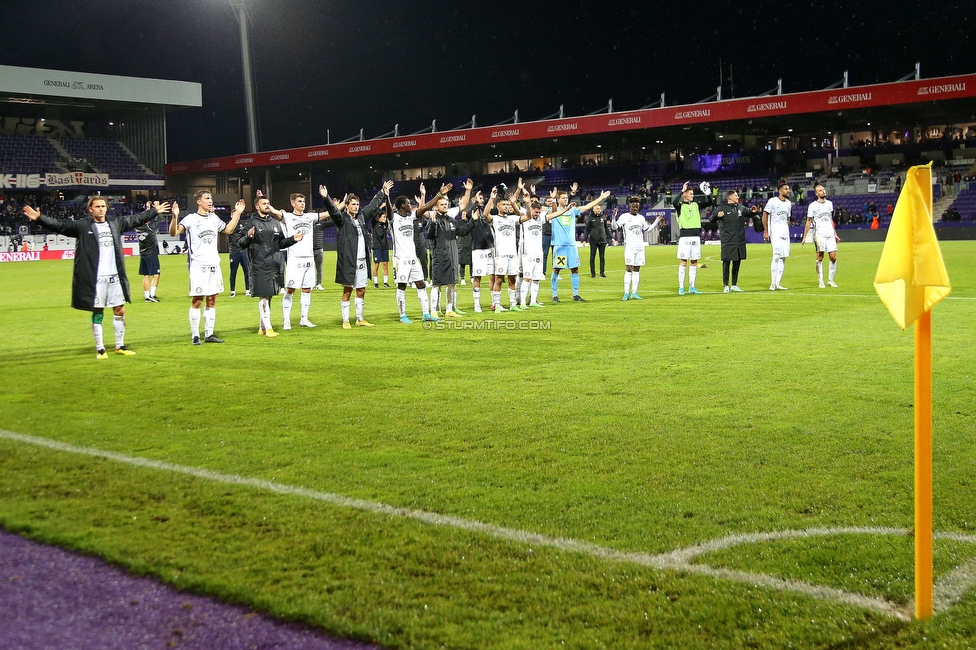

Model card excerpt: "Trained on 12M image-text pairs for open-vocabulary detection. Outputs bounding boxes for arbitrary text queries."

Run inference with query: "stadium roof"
[0,65,202,108]
[166,73,976,176]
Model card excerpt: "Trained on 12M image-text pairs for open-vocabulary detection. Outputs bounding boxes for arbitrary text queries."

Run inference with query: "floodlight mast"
[229,0,259,153]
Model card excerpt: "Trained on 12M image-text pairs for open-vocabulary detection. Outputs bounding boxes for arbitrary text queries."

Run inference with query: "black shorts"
[139,255,160,276]
[373,248,389,263]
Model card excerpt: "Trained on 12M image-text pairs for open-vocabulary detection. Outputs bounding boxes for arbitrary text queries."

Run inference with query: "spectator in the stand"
[870,213,880,229]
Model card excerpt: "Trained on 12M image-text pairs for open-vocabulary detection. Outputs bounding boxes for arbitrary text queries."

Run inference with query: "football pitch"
[2,241,975,648]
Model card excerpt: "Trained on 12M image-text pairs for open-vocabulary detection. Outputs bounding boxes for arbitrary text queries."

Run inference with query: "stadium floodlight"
[228,0,259,153]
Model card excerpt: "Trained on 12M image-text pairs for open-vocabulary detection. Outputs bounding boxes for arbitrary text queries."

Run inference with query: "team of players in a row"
[22,179,840,355]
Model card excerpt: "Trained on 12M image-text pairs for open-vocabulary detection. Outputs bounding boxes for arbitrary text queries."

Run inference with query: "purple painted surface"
[0,530,379,650]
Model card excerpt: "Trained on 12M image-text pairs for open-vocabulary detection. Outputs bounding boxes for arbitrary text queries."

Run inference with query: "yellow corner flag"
[874,162,951,329]
[873,162,951,620]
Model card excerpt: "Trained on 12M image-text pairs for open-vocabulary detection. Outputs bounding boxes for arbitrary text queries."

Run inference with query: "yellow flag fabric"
[874,163,951,330]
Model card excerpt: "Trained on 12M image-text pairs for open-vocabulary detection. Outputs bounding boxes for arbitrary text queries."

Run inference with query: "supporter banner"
[0,248,135,263]
[166,73,976,176]
[0,172,110,188]
[45,172,110,187]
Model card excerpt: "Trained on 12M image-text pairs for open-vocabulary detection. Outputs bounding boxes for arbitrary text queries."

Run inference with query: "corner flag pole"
[914,309,933,619]
[873,162,950,621]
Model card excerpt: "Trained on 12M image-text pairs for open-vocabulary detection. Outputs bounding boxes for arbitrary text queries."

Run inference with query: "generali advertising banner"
[165,73,976,176]
[0,248,136,263]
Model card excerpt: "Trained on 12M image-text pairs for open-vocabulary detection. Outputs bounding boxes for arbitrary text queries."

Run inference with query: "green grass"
[2,241,976,648]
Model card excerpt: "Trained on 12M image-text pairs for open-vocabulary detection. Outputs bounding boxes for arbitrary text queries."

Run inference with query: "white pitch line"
[3,429,974,621]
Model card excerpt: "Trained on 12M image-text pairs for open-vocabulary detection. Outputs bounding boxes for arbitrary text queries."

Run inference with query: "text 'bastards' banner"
[0,172,110,189]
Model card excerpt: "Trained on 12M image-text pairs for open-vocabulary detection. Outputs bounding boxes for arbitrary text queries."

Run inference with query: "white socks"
[816,260,823,284]
[204,307,215,337]
[508,288,516,308]
[472,287,481,310]
[149,285,157,298]
[397,289,407,317]
[632,271,641,294]
[189,307,201,337]
[282,292,293,324]
[530,281,539,304]
[417,287,430,315]
[771,258,785,287]
[689,265,697,288]
[829,260,837,283]
[92,322,104,351]
[624,271,632,294]
[300,291,311,320]
[431,287,441,313]
[341,300,350,323]
[678,265,686,289]
[446,285,456,312]
[113,315,125,348]
[355,297,364,322]
[259,298,272,330]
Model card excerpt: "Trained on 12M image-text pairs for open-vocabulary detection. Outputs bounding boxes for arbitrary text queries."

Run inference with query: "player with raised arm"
[420,183,474,318]
[388,189,435,324]
[281,187,333,329]
[24,197,169,358]
[616,199,662,300]
[170,191,245,344]
[467,184,494,313]
[672,182,703,295]
[518,192,569,309]
[484,181,532,312]
[802,182,840,288]
[549,183,610,303]
[239,193,303,337]
[762,182,793,291]
[322,181,392,328]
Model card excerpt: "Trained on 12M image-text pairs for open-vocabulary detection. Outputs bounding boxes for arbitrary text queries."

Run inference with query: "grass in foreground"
[1,241,976,648]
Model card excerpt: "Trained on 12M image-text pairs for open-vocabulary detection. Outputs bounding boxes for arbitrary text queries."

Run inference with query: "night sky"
[2,0,973,162]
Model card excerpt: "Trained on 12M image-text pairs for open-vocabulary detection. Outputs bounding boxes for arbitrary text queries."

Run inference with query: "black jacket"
[238,213,299,297]
[713,203,752,262]
[370,215,390,250]
[584,213,610,245]
[325,192,384,286]
[426,211,475,285]
[38,208,158,311]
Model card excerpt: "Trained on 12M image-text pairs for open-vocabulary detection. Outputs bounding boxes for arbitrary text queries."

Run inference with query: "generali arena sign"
[166,72,976,176]
[0,172,110,189]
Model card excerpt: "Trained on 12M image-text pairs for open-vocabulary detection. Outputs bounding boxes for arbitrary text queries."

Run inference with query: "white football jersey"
[763,197,792,235]
[282,211,317,258]
[520,215,544,258]
[491,213,519,257]
[806,200,836,238]
[181,212,224,267]
[392,212,419,260]
[93,221,118,277]
[617,213,650,248]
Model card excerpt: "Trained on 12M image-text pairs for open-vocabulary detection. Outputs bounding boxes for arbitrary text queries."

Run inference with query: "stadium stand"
[0,135,64,174]
[60,138,161,180]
